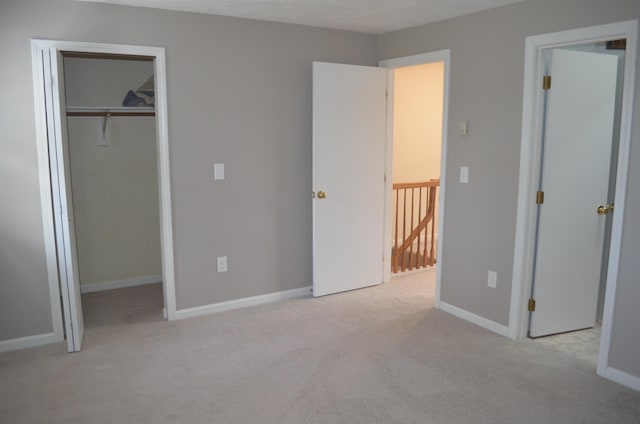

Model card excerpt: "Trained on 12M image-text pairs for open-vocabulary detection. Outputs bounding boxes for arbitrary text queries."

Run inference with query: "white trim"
[0,332,61,353]
[175,286,312,320]
[80,275,162,293]
[440,301,511,338]
[31,39,177,351]
[510,20,638,382]
[598,366,640,392]
[379,49,450,310]
[382,69,394,284]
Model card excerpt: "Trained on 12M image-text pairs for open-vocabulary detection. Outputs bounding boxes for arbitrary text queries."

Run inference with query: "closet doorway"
[31,40,176,352]
[64,53,163,328]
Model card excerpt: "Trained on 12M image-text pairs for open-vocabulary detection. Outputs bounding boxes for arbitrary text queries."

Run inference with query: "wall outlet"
[214,163,225,180]
[217,256,228,273]
[488,270,497,289]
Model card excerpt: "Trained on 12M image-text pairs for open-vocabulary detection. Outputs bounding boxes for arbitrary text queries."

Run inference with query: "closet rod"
[61,51,154,62]
[66,111,155,117]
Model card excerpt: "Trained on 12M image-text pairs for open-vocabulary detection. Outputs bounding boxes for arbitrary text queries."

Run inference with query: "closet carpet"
[1,270,639,423]
[82,282,164,327]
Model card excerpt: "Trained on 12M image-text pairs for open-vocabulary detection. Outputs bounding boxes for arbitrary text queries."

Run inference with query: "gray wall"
[378,0,640,378]
[0,0,377,340]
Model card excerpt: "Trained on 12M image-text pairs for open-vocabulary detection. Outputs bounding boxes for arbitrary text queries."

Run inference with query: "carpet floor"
[82,282,164,327]
[1,269,639,423]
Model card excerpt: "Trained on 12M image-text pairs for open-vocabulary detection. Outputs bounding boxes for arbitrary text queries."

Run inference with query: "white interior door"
[46,50,84,351]
[529,49,618,337]
[312,62,387,297]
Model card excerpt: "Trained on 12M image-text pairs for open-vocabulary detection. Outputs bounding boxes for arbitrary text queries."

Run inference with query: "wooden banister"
[392,180,440,190]
[392,179,439,273]
[394,193,435,256]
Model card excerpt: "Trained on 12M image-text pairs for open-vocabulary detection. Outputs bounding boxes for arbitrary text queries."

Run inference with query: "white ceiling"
[76,0,528,34]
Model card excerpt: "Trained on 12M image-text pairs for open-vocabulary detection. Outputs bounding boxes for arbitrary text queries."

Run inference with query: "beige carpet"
[82,282,164,327]
[534,325,601,365]
[1,270,639,423]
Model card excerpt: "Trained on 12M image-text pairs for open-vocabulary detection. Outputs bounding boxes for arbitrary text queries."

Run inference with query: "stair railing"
[392,179,439,273]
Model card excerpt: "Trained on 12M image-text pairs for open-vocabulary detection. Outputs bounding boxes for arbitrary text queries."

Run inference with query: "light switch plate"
[458,120,468,136]
[214,163,225,180]
[488,270,497,289]
[460,166,469,184]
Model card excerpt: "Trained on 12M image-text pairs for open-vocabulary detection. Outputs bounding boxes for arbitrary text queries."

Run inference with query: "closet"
[62,53,162,325]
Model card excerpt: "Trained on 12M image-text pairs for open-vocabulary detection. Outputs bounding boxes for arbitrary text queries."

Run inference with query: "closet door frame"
[31,39,177,339]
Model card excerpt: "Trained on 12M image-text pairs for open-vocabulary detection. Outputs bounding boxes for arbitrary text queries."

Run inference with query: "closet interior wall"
[63,56,162,293]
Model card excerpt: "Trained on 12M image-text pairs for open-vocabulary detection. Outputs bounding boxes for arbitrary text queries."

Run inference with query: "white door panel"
[530,49,618,337]
[312,62,387,297]
[48,50,84,351]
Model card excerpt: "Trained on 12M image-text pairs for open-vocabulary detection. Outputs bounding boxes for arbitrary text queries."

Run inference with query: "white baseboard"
[81,275,162,293]
[598,365,640,392]
[0,332,62,353]
[175,286,312,320]
[439,301,511,338]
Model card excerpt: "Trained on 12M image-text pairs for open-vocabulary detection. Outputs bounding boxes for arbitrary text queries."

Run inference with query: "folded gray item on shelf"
[122,75,155,107]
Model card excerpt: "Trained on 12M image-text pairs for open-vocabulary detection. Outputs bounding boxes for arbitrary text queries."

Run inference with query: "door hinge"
[528,298,536,312]
[542,75,551,90]
[536,191,544,205]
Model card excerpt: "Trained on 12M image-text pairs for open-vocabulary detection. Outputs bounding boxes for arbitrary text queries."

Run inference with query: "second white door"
[530,48,619,337]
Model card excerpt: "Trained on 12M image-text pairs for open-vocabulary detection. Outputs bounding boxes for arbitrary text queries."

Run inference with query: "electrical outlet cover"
[217,256,228,273]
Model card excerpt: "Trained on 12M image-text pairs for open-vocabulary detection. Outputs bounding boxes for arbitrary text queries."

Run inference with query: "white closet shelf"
[66,106,155,116]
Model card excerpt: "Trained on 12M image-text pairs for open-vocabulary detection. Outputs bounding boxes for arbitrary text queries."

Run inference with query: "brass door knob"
[597,204,614,215]
[317,190,327,199]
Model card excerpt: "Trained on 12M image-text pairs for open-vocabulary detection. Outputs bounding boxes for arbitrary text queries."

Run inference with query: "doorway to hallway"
[389,61,444,277]
[380,51,450,306]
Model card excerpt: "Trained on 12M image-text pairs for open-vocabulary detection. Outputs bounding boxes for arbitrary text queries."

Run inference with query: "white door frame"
[31,39,178,340]
[509,20,637,383]
[379,50,451,308]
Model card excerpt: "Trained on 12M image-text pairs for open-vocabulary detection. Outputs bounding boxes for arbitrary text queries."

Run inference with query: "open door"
[45,49,84,351]
[529,49,618,337]
[312,62,387,297]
